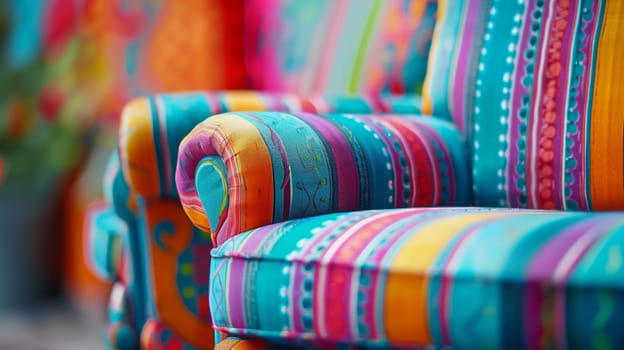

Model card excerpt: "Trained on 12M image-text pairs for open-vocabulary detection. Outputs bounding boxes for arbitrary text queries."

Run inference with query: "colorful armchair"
[87,1,438,349]
[91,0,624,349]
[90,92,424,349]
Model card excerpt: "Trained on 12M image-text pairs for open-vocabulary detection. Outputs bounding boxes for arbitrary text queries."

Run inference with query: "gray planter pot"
[0,180,63,311]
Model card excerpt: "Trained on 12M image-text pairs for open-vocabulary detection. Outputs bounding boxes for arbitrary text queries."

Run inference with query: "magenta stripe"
[508,0,537,208]
[346,210,423,338]
[296,212,375,261]
[235,225,279,255]
[299,113,361,211]
[524,216,603,350]
[206,92,222,114]
[527,218,598,279]
[226,258,248,328]
[451,0,480,133]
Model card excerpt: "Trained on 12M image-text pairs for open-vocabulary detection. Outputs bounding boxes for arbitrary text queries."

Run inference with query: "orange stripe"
[119,98,160,197]
[384,212,504,344]
[210,114,275,237]
[589,0,624,210]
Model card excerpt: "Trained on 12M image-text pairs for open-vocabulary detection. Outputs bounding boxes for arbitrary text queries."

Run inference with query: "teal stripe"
[583,0,606,210]
[240,112,333,221]
[327,114,394,209]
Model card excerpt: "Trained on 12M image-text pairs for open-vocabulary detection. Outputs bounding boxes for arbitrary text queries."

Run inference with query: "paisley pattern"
[210,207,624,349]
[176,112,469,245]
[140,200,215,349]
[119,91,422,199]
[246,0,437,95]
[423,0,624,210]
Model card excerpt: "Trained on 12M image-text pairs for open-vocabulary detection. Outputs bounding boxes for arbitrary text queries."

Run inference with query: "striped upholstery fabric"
[246,0,437,95]
[176,112,470,245]
[119,91,422,199]
[423,0,624,210]
[210,207,624,349]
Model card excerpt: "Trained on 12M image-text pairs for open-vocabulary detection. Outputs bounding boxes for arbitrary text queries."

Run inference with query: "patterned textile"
[138,199,215,349]
[176,112,469,246]
[210,207,624,349]
[246,0,437,95]
[94,150,218,349]
[120,91,422,199]
[422,0,624,210]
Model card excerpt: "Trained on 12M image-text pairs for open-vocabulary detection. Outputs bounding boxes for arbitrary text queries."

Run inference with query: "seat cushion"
[210,207,624,348]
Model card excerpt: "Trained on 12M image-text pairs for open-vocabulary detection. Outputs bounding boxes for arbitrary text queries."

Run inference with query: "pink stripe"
[508,0,538,208]
[451,0,480,133]
[206,92,222,114]
[524,217,607,349]
[226,258,248,328]
[314,211,412,340]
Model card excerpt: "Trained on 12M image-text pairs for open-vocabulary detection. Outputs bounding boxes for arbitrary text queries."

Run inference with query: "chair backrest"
[245,0,438,95]
[423,0,624,211]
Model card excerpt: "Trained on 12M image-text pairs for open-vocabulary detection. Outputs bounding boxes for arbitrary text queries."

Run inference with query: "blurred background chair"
[0,0,436,348]
[0,0,245,347]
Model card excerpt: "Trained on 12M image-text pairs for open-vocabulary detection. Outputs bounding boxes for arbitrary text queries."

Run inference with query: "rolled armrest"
[176,112,470,246]
[119,91,421,199]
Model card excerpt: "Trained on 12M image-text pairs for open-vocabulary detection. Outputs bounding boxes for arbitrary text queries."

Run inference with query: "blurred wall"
[0,0,246,311]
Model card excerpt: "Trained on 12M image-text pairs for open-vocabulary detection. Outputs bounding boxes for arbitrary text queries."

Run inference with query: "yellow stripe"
[224,91,268,111]
[590,1,624,210]
[119,98,160,197]
[421,0,447,115]
[384,212,505,344]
